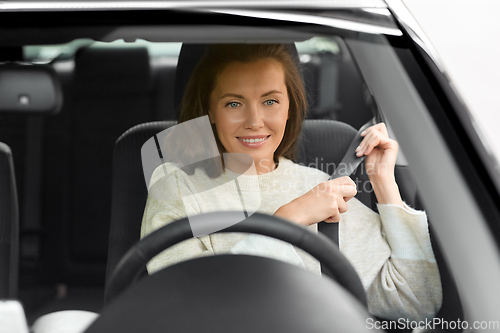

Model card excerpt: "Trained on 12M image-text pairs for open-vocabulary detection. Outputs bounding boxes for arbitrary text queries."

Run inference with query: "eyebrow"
[219,90,283,100]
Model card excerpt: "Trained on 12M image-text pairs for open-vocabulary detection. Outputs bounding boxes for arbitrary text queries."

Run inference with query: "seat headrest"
[0,64,62,115]
[173,43,301,119]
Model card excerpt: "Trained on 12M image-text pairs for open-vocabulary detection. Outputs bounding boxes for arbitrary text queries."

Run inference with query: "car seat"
[105,43,375,288]
[0,142,19,299]
[41,46,158,287]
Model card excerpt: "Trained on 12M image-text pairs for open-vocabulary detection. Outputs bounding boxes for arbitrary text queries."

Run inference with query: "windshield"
[0,8,461,332]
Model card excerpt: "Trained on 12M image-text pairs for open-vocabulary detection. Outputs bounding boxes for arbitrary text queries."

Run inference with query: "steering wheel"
[105,211,367,306]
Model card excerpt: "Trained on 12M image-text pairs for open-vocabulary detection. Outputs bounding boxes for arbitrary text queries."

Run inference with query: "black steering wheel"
[105,211,367,306]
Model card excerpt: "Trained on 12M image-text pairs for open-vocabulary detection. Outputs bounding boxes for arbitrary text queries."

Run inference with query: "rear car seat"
[0,63,62,315]
[17,47,177,320]
[0,142,19,299]
[41,46,162,286]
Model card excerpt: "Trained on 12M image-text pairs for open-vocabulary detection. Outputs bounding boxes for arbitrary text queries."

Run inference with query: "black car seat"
[105,43,375,288]
[0,142,19,299]
[42,46,158,286]
[105,119,373,285]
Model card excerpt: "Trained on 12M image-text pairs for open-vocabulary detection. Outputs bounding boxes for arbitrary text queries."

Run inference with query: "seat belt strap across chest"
[318,117,376,247]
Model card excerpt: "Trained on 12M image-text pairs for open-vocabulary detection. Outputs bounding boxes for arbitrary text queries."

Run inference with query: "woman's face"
[209,59,289,174]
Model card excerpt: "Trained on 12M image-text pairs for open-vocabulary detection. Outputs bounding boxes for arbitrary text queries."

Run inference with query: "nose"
[244,103,264,130]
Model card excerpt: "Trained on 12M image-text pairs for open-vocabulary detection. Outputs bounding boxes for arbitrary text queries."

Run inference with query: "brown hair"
[178,44,307,176]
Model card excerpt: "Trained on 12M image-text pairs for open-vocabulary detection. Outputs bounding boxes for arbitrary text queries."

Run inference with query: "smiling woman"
[140,43,443,323]
[179,44,306,174]
[208,59,289,175]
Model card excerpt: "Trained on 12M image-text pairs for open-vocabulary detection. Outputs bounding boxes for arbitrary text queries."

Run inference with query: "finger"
[360,124,377,137]
[375,122,389,137]
[360,123,377,137]
[329,176,356,187]
[361,130,396,156]
[360,123,390,141]
[324,212,340,223]
[357,132,376,156]
[362,123,388,137]
[363,133,382,156]
[338,198,348,214]
[366,132,398,155]
[356,131,371,153]
[340,183,357,199]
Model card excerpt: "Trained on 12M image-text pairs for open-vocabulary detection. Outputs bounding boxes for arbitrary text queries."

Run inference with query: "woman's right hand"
[274,176,357,226]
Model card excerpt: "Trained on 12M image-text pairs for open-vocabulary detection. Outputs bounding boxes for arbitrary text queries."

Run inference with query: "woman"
[141,44,442,322]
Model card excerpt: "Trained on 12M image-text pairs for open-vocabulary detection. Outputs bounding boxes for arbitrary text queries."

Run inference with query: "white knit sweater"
[141,157,442,321]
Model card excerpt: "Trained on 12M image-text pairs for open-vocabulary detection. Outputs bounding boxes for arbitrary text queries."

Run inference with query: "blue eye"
[265,99,277,106]
[226,102,240,108]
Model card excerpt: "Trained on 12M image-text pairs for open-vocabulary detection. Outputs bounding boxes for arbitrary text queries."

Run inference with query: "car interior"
[0,8,466,332]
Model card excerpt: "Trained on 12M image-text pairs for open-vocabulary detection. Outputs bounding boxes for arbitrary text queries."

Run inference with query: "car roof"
[0,0,388,11]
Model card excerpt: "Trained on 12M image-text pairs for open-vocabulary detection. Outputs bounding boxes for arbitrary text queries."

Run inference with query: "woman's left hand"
[356,122,398,182]
[355,123,404,206]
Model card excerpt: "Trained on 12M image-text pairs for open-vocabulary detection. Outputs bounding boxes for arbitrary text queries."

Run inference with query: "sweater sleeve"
[339,199,442,322]
[140,168,214,275]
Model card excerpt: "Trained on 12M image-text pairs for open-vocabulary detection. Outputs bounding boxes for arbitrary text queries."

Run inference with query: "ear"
[208,111,215,125]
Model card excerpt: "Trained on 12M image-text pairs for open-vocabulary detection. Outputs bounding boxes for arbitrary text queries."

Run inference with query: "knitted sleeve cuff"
[376,202,435,262]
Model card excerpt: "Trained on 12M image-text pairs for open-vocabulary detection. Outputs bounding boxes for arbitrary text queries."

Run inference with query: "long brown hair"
[178,44,307,176]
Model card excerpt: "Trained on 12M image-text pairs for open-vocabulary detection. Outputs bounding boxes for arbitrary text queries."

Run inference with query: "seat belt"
[318,117,376,247]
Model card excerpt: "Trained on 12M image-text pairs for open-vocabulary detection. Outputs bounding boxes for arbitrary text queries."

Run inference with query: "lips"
[237,135,270,147]
[237,135,270,142]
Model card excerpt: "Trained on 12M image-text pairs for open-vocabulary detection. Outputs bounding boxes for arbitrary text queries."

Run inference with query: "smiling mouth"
[237,135,270,143]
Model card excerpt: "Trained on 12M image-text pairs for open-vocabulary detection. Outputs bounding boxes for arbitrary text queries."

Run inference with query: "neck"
[224,155,277,175]
[255,157,277,175]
